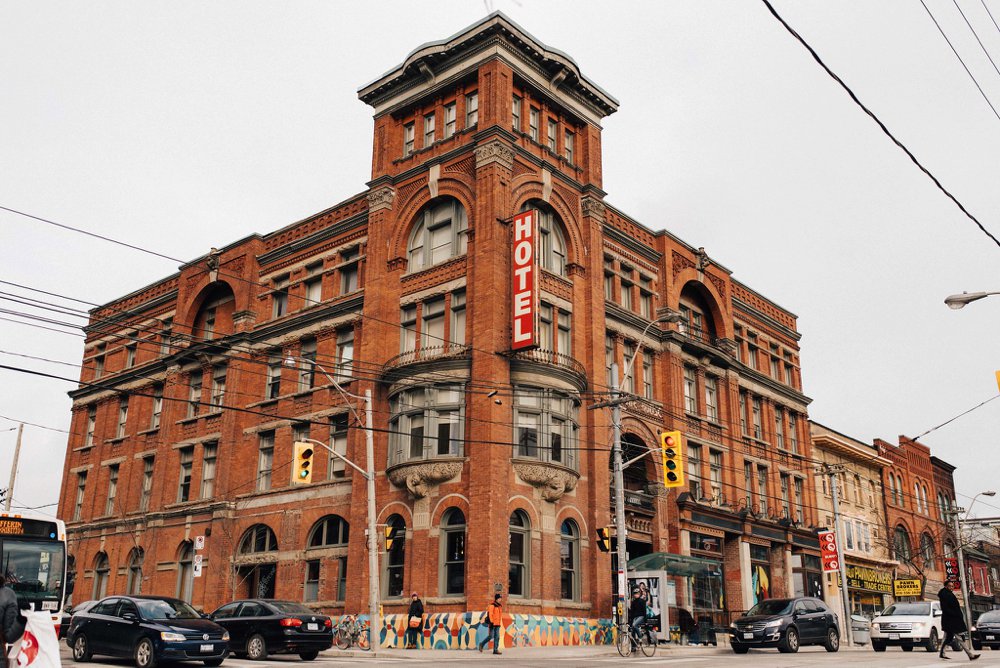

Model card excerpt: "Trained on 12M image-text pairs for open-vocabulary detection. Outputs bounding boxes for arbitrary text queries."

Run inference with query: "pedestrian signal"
[385,524,398,551]
[660,430,685,489]
[595,527,612,552]
[292,441,314,485]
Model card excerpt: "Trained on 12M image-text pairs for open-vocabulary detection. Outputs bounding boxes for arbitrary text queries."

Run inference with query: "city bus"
[0,511,67,633]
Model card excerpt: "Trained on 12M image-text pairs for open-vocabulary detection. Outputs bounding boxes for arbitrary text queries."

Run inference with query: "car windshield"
[746,599,794,616]
[978,611,1000,624]
[880,603,931,616]
[136,598,201,620]
[269,601,314,614]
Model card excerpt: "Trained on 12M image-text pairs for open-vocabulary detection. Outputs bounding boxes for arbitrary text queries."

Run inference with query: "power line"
[0,415,68,434]
[760,0,1000,249]
[950,0,1000,81]
[982,0,1000,38]
[920,0,1000,121]
[911,393,1000,440]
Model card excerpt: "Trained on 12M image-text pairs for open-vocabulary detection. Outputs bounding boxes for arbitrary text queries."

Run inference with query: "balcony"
[508,348,587,390]
[381,344,471,379]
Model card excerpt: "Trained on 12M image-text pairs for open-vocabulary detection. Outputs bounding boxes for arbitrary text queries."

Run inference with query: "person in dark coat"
[405,592,424,649]
[938,586,980,661]
[0,578,25,668]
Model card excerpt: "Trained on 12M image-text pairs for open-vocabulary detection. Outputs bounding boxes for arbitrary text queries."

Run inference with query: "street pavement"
[58,642,1000,666]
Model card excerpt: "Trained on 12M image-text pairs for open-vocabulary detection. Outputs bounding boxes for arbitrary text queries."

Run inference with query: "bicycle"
[615,621,657,657]
[334,614,371,651]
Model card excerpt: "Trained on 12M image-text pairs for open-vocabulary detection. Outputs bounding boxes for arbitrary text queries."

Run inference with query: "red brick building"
[57,13,820,642]
[876,437,957,598]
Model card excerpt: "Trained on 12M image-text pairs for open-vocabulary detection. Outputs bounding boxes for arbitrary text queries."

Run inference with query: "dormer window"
[407,199,468,272]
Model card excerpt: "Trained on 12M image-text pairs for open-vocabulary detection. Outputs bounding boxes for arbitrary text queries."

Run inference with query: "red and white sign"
[944,557,960,588]
[819,530,840,572]
[511,210,538,350]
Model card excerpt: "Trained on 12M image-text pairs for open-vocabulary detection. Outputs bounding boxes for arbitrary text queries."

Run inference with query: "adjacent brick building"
[57,13,821,643]
[876,437,957,600]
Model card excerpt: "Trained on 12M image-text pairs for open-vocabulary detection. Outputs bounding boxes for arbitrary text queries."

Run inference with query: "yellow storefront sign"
[846,565,892,594]
[893,578,923,598]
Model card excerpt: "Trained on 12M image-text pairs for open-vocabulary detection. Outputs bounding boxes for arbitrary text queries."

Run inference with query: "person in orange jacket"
[478,593,503,655]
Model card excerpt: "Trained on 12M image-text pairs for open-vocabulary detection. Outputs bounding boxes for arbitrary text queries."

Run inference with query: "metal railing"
[509,347,586,377]
[382,344,471,372]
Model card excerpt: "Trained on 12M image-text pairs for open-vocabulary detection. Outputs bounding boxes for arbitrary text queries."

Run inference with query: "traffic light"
[292,441,314,485]
[660,430,685,489]
[385,524,398,551]
[595,527,612,552]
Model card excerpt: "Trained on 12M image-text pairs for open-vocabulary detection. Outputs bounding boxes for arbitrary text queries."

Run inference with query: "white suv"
[870,600,942,652]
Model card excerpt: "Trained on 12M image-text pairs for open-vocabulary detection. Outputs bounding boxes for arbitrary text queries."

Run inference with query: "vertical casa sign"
[818,530,840,572]
[511,210,539,350]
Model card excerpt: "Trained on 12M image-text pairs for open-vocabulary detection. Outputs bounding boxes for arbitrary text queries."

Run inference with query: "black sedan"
[729,597,840,653]
[67,595,229,667]
[973,610,1000,651]
[209,599,332,660]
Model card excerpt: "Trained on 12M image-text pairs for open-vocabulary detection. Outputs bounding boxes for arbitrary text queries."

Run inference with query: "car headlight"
[161,631,186,642]
[912,622,925,630]
[871,623,880,630]
[222,631,230,642]
[765,619,782,628]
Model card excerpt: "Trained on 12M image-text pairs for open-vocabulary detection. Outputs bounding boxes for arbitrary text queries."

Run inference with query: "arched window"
[236,525,278,598]
[519,202,568,276]
[560,519,580,601]
[238,524,278,554]
[92,552,110,600]
[888,475,897,505]
[921,533,937,569]
[914,483,922,513]
[192,282,235,340]
[894,526,912,562]
[308,515,349,547]
[384,514,406,598]
[509,511,531,598]
[176,542,194,602]
[126,548,144,595]
[896,475,904,506]
[944,540,957,559]
[440,508,466,596]
[679,283,718,342]
[407,199,468,272]
[922,485,930,514]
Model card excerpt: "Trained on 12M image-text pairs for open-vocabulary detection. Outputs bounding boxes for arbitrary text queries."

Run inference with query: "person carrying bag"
[478,594,503,655]
[0,579,26,668]
[405,592,424,649]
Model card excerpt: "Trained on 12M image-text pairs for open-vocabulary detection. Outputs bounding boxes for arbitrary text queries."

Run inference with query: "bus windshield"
[2,539,66,610]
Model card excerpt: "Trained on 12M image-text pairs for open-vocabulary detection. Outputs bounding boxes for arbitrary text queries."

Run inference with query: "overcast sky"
[3,1,1000,522]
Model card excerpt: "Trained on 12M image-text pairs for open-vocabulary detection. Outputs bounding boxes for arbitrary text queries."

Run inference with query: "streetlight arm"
[284,356,365,426]
[944,291,1000,310]
[294,437,370,479]
[620,315,678,391]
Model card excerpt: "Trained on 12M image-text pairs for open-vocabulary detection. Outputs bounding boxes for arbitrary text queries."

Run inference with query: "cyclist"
[628,588,647,648]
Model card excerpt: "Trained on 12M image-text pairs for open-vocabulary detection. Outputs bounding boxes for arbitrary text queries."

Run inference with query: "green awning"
[627,552,723,576]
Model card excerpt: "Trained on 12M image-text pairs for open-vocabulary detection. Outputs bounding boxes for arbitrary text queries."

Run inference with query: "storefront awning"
[628,552,722,577]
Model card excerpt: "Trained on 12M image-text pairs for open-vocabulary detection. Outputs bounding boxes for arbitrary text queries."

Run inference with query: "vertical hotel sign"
[511,210,539,350]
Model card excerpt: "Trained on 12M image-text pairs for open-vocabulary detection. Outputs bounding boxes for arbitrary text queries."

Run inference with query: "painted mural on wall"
[343,611,614,649]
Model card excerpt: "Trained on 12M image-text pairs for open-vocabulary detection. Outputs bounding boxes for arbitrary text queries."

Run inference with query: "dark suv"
[973,610,1000,651]
[729,597,840,654]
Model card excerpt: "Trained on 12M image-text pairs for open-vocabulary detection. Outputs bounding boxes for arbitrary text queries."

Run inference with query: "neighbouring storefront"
[845,563,891,616]
[792,554,824,599]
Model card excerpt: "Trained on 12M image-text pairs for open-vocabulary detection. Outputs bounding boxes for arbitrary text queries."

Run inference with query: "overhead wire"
[950,0,1000,80]
[760,0,1000,249]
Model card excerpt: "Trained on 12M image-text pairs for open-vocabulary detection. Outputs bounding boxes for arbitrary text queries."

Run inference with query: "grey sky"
[2,1,1000,520]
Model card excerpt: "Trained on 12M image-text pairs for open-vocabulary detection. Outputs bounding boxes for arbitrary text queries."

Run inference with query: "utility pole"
[5,423,23,512]
[610,363,628,628]
[950,505,974,633]
[826,465,852,646]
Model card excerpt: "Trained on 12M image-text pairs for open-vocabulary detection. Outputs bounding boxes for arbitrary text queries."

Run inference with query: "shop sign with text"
[846,564,892,593]
[818,531,840,572]
[893,578,923,598]
[511,210,538,350]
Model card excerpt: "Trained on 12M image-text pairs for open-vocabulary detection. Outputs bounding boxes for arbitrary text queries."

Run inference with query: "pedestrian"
[405,591,423,649]
[478,593,503,655]
[0,574,26,668]
[938,586,980,661]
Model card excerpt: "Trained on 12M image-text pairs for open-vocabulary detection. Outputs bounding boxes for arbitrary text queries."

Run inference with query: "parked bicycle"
[616,621,657,657]
[334,614,371,651]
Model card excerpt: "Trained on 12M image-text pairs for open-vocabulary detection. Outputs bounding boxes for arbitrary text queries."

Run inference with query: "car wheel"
[246,633,268,661]
[901,643,913,652]
[72,634,92,662]
[872,639,886,652]
[134,637,157,668]
[778,627,799,653]
[203,660,224,667]
[926,628,940,652]
[299,651,319,661]
[824,627,840,652]
[732,644,749,654]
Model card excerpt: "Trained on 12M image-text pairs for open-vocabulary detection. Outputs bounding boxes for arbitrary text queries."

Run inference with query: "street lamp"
[601,314,679,631]
[944,291,1000,310]
[948,490,996,634]
[283,356,380,648]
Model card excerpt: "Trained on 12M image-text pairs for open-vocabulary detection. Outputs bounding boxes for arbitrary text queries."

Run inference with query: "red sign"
[944,557,960,588]
[511,210,538,350]
[819,530,840,572]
